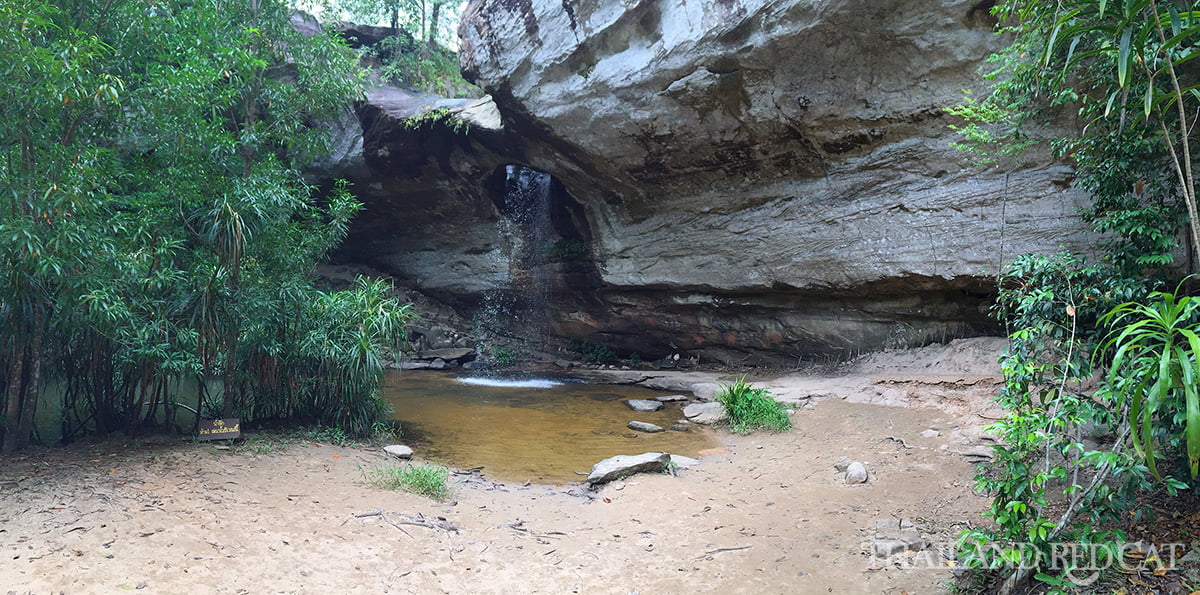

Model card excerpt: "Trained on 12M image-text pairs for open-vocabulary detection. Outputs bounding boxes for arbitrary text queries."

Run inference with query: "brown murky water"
[381,371,720,483]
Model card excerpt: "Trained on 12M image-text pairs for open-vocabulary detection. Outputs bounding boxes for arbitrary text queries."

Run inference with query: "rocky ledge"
[320,0,1093,365]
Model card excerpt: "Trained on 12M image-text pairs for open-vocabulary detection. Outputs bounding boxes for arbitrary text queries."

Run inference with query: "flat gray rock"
[690,383,720,400]
[586,452,671,485]
[384,444,413,459]
[654,394,689,402]
[669,454,700,468]
[959,446,995,461]
[625,399,663,412]
[682,402,727,425]
[874,518,926,557]
[627,421,664,433]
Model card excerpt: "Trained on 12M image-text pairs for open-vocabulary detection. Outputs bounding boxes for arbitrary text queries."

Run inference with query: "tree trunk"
[221,331,238,418]
[429,2,440,46]
[16,311,45,449]
[2,347,27,453]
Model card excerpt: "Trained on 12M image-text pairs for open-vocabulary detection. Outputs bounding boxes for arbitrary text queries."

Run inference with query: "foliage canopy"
[0,0,413,451]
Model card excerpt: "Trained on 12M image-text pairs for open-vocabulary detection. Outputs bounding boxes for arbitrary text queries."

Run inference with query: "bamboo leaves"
[0,0,408,449]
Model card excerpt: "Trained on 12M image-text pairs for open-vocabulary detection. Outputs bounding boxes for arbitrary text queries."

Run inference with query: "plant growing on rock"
[715,376,791,434]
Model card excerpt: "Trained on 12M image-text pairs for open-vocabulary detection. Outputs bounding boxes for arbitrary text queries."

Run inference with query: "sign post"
[197,418,241,441]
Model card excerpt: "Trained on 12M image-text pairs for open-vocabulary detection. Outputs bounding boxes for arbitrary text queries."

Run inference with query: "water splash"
[456,376,562,389]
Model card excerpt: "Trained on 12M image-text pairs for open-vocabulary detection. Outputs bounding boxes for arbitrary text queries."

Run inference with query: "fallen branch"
[503,520,561,538]
[695,545,752,560]
[379,513,414,538]
[392,512,458,534]
[882,436,920,450]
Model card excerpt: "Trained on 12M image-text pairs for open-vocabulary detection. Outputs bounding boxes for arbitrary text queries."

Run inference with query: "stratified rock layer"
[329,0,1096,364]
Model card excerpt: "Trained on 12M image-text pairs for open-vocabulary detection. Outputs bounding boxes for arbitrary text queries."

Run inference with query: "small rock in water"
[383,444,413,459]
[668,423,690,433]
[833,456,853,472]
[400,361,432,370]
[920,428,940,438]
[627,421,664,433]
[654,394,689,402]
[845,461,869,484]
[586,452,671,485]
[428,358,448,370]
[625,399,664,412]
[690,383,720,400]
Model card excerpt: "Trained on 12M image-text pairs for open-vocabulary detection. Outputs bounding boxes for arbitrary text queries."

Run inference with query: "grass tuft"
[716,376,793,434]
[364,463,453,501]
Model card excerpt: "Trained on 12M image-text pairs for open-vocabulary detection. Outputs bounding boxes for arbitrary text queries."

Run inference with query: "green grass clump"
[716,376,792,434]
[364,463,453,501]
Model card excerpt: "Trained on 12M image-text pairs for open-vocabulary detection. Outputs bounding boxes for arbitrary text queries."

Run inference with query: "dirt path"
[0,391,993,594]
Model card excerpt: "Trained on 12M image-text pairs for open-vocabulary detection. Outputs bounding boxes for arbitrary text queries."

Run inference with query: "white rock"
[845,462,869,484]
[383,444,413,459]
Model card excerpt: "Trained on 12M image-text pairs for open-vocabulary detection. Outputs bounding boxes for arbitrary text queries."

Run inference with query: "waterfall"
[473,165,557,367]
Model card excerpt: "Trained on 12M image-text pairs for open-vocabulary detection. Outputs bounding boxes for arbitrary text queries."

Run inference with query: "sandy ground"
[0,339,1007,594]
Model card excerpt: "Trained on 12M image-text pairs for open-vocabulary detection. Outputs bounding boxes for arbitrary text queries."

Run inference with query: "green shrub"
[571,341,620,365]
[364,463,452,501]
[715,376,792,434]
[492,345,517,368]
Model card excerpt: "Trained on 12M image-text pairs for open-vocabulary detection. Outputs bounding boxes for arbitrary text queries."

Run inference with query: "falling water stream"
[473,165,557,359]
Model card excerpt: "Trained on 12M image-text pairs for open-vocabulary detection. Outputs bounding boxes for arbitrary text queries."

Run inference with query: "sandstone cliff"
[332,0,1093,364]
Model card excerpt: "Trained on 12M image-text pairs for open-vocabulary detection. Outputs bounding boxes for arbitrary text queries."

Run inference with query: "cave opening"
[484,164,592,249]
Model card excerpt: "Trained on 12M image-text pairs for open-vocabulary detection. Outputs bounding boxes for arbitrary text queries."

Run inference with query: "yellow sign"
[197,418,241,440]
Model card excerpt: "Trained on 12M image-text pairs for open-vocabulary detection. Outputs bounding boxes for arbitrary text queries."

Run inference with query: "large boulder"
[586,452,672,485]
